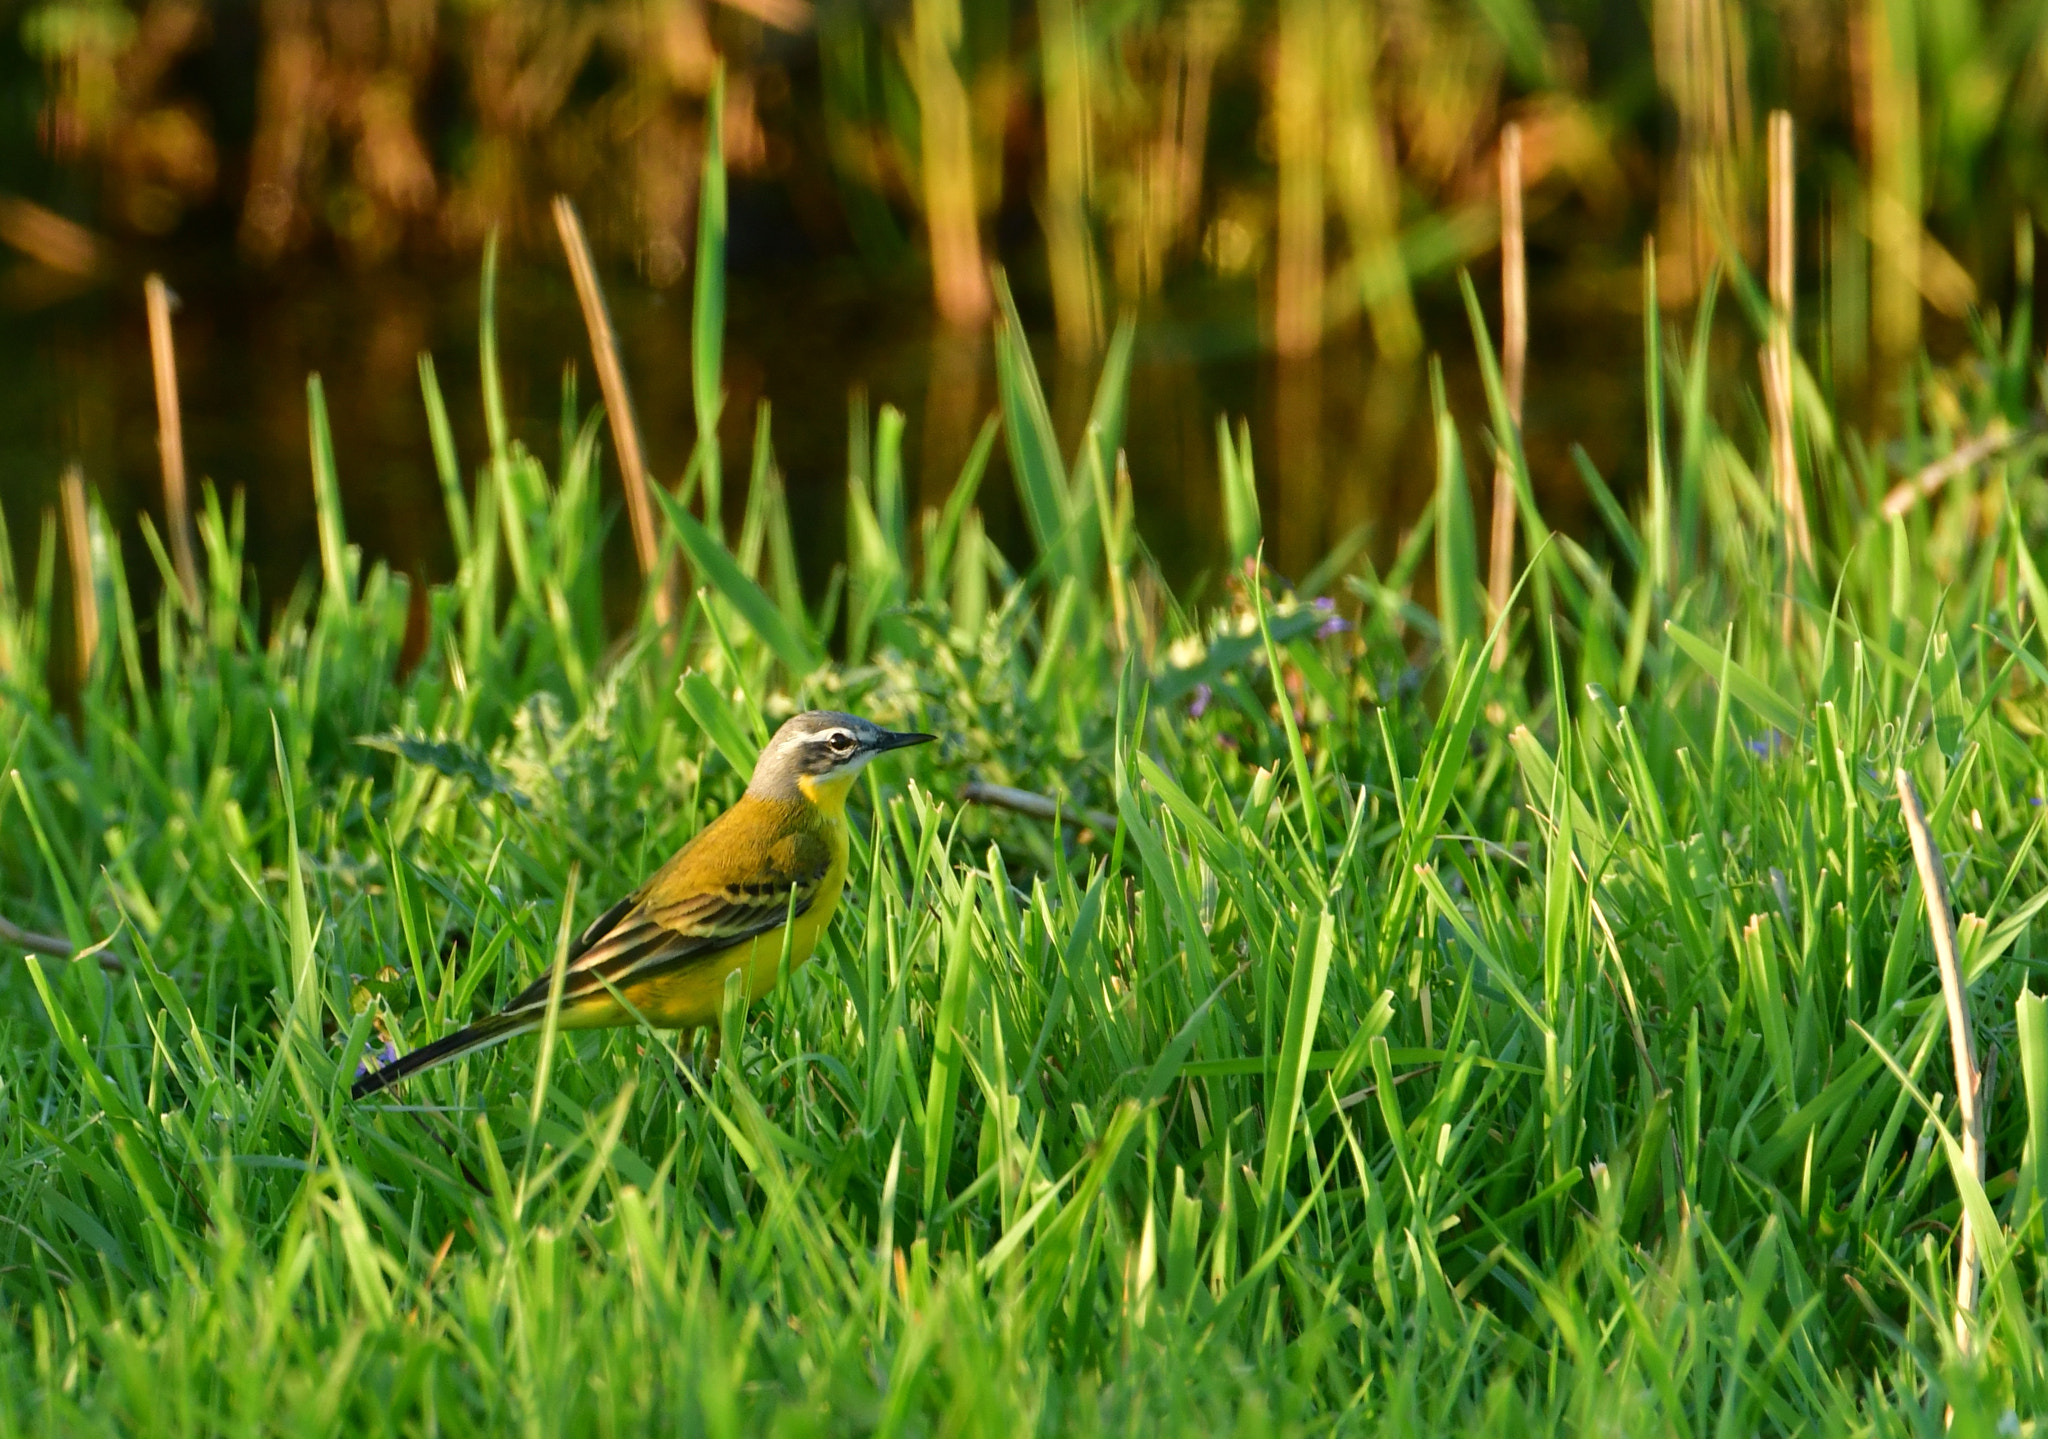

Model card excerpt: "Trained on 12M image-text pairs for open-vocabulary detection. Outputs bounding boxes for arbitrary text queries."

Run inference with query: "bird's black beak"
[872,729,937,753]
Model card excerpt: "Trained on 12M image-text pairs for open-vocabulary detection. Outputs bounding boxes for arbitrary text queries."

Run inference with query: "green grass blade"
[676,669,762,780]
[1643,237,1670,592]
[1431,359,1482,661]
[1074,313,1135,491]
[651,481,819,676]
[306,375,351,611]
[992,271,1075,581]
[922,876,979,1215]
[1218,417,1260,567]
[1665,621,1805,736]
[419,353,471,561]
[924,414,998,605]
[1571,444,1640,571]
[2018,988,2048,1235]
[480,232,508,464]
[1258,908,1333,1247]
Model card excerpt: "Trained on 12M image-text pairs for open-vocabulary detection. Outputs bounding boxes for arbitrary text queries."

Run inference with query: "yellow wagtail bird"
[351,710,933,1100]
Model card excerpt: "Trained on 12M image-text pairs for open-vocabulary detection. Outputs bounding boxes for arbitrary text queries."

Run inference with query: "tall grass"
[24,0,2048,362]
[7,124,2048,1436]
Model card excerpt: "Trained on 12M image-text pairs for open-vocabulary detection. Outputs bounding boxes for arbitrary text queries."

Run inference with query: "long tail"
[351,1012,533,1100]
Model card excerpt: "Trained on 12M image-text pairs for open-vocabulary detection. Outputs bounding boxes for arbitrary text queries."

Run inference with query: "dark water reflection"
[0,248,1641,649]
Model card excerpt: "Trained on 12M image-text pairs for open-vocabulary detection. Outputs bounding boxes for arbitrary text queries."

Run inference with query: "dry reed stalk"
[1768,110,1795,355]
[1766,112,1795,421]
[0,196,100,275]
[1895,768,1985,1353]
[1273,0,1325,356]
[60,465,97,687]
[1146,2,1233,280]
[1326,0,1418,360]
[1761,114,1810,564]
[1652,0,1752,300]
[718,0,815,31]
[1488,123,1526,671]
[1865,0,1920,358]
[1764,112,1807,640]
[1828,174,1869,386]
[145,275,201,615]
[912,0,990,327]
[551,195,671,627]
[1108,0,1229,297]
[1174,16,1217,227]
[1039,0,1103,354]
[1118,58,1184,296]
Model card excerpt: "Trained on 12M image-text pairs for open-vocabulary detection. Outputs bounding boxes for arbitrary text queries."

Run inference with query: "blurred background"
[1,0,2044,606]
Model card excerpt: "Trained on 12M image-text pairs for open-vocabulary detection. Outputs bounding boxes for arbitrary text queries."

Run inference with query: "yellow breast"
[618,810,850,1030]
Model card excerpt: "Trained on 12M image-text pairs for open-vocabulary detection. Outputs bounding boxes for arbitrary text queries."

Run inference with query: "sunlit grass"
[6,138,2048,1432]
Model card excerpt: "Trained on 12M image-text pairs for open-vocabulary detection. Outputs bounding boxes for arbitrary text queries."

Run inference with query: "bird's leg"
[656,1030,714,1101]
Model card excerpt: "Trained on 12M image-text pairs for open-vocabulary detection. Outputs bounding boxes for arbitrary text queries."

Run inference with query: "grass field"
[7,171,2048,1430]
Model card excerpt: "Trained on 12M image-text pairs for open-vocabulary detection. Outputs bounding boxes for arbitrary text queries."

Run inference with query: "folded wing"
[501,819,833,1017]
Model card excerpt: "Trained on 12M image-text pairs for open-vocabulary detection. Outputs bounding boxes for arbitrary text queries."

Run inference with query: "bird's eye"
[829,731,856,753]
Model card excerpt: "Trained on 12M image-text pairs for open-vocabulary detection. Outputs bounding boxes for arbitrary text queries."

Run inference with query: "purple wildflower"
[1189,682,1212,719]
[1317,615,1350,639]
[356,1040,399,1078]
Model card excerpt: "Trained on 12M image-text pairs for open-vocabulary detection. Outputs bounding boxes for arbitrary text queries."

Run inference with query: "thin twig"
[962,781,1117,836]
[0,915,73,957]
[0,194,100,274]
[551,195,671,626]
[144,275,200,615]
[1488,122,1525,672]
[1880,419,2031,519]
[59,464,96,686]
[1,915,126,974]
[1895,767,1984,1353]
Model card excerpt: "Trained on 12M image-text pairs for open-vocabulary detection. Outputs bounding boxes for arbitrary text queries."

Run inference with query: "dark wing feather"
[501,816,833,1016]
[351,1010,529,1099]
[570,891,639,961]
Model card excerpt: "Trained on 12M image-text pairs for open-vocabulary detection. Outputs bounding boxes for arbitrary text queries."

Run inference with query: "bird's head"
[747,710,935,806]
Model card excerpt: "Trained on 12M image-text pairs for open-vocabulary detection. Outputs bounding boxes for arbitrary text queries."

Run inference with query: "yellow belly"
[565,867,845,1031]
